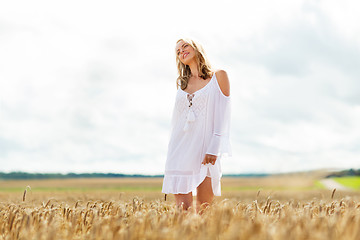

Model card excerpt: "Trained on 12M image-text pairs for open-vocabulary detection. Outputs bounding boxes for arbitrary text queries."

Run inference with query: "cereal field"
[1,174,360,239]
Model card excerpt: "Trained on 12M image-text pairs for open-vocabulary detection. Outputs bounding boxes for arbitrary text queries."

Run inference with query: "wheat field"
[1,176,360,239]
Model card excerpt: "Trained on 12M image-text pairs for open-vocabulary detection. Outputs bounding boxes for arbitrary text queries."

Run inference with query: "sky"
[0,0,359,174]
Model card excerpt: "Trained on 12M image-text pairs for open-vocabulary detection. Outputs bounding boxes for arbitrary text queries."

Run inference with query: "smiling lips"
[183,52,189,59]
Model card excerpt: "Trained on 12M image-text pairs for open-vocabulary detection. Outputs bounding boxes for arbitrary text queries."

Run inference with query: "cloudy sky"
[1,0,359,174]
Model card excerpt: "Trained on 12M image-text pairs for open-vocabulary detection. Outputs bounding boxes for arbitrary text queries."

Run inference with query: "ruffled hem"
[162,165,222,196]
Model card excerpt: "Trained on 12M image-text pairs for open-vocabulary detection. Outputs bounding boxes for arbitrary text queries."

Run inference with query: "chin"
[182,56,195,65]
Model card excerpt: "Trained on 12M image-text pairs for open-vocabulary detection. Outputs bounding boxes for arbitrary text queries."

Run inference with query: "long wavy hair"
[175,38,213,90]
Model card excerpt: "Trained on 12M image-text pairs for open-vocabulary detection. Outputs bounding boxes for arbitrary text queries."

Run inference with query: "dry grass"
[1,176,360,239]
[1,193,360,239]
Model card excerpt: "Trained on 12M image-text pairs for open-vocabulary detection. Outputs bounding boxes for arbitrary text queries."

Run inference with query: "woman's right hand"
[202,154,217,165]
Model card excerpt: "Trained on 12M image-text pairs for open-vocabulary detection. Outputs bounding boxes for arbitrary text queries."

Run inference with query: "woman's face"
[176,40,196,65]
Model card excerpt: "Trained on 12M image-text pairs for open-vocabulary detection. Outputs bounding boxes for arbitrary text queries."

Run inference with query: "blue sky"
[0,0,359,174]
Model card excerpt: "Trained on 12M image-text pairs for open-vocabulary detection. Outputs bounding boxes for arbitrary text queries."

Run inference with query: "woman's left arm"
[202,70,231,165]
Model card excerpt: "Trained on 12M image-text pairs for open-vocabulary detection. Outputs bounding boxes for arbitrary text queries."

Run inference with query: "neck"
[188,61,199,78]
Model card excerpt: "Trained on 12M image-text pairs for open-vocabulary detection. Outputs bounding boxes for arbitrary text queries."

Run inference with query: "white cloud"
[0,0,359,174]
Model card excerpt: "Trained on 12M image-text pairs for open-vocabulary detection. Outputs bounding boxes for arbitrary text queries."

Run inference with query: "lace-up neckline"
[180,73,215,95]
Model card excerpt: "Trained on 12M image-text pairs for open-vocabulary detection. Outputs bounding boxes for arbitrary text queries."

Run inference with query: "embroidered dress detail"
[184,93,195,131]
[162,73,232,196]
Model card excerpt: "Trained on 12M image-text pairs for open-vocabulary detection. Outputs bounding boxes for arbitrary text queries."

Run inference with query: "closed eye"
[176,44,188,55]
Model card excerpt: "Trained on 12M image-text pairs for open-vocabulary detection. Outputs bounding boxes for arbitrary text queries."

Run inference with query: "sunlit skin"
[174,40,230,213]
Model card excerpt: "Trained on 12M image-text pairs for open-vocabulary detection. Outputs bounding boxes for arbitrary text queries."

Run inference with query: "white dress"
[162,72,232,196]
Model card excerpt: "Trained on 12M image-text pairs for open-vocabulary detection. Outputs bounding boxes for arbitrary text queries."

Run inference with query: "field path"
[320,178,351,191]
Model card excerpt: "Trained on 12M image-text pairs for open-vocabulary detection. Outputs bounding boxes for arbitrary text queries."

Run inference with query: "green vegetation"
[0,172,269,180]
[0,186,163,193]
[0,183,324,193]
[327,168,360,178]
[314,181,326,189]
[333,177,360,190]
[0,172,163,180]
[223,185,324,191]
[1,186,322,193]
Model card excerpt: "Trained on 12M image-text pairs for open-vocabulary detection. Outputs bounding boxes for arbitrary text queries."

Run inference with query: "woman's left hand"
[202,154,217,165]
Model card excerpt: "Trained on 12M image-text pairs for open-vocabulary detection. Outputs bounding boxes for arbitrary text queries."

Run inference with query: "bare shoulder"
[214,69,230,97]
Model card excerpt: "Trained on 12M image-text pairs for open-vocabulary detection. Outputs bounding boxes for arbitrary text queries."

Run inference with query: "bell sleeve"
[205,82,232,157]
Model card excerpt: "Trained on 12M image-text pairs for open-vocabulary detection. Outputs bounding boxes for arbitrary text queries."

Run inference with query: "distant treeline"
[0,172,163,180]
[326,169,360,178]
[0,172,269,180]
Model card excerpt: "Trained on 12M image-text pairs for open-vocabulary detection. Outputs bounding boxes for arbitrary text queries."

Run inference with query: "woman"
[162,38,232,213]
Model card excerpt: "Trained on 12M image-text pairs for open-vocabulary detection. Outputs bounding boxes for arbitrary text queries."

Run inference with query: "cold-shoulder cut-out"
[162,72,232,196]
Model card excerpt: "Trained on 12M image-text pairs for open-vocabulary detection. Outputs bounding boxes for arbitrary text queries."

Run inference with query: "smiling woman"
[175,38,214,92]
[162,38,232,213]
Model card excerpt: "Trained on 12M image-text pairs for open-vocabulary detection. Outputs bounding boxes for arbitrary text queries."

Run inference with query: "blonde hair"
[175,38,213,90]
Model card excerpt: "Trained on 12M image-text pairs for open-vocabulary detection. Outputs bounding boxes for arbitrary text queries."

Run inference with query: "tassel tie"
[184,93,195,131]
